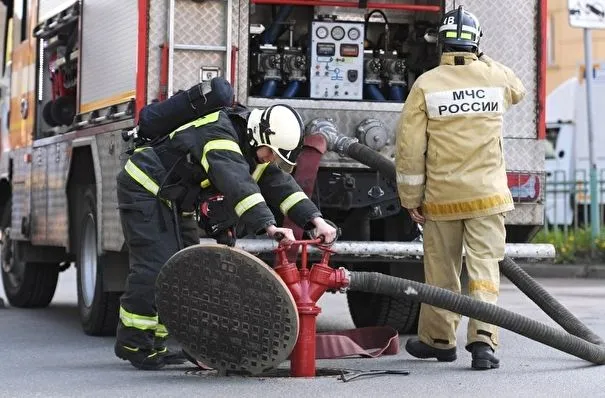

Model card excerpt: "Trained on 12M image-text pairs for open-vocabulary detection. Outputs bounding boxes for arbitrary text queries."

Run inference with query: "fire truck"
[0,0,547,336]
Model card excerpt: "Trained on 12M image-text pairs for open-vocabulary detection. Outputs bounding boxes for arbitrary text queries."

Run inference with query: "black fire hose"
[347,142,396,181]
[348,272,605,365]
[499,257,604,345]
[342,140,604,346]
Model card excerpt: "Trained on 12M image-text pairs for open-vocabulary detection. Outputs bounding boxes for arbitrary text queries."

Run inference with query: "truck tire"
[347,286,420,335]
[342,212,421,335]
[76,188,120,336]
[1,228,59,308]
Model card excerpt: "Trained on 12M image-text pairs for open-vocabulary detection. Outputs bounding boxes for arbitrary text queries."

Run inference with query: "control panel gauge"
[316,26,328,39]
[348,27,361,41]
[331,26,345,41]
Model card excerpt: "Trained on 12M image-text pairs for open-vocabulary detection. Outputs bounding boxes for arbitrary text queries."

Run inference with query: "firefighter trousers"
[418,213,506,351]
[115,170,199,350]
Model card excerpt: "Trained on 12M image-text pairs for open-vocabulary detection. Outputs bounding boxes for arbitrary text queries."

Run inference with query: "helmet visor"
[263,145,301,174]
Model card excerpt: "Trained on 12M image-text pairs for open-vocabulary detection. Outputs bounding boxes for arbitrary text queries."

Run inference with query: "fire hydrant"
[273,239,350,377]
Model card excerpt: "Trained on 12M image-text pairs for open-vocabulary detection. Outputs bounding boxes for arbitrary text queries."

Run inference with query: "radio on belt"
[310,20,365,100]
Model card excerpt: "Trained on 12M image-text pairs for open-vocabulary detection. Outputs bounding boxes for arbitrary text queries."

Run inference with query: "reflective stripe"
[234,193,265,217]
[424,193,513,216]
[201,179,211,188]
[469,280,499,295]
[201,139,243,171]
[134,147,151,153]
[124,159,160,196]
[155,323,169,338]
[397,173,425,186]
[279,191,307,215]
[169,111,220,139]
[252,162,270,182]
[445,31,473,40]
[119,306,158,331]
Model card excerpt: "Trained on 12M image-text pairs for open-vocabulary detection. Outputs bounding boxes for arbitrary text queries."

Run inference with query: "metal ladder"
[167,0,233,97]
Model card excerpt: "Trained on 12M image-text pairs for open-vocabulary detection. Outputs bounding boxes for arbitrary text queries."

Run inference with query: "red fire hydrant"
[273,239,350,377]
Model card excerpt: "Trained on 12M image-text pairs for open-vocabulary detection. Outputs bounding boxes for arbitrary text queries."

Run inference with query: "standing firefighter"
[395,6,525,370]
[115,99,337,370]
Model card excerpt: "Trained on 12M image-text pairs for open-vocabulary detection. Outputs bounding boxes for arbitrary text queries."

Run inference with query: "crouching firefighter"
[114,103,338,370]
[395,6,525,370]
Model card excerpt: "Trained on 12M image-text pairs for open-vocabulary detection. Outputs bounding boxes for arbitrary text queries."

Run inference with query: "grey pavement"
[1,267,605,398]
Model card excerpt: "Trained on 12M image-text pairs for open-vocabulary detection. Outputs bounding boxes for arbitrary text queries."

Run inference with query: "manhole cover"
[156,245,299,376]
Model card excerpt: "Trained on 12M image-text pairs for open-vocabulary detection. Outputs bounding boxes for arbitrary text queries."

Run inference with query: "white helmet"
[247,104,304,172]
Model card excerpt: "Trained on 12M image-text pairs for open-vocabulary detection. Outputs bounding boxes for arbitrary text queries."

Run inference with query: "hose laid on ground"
[349,272,605,365]
[499,256,604,345]
[341,140,604,347]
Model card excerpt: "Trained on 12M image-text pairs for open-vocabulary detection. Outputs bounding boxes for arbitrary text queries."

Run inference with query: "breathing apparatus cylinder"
[137,77,234,140]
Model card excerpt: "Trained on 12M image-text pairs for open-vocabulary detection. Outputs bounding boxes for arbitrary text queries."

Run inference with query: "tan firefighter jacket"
[395,52,526,221]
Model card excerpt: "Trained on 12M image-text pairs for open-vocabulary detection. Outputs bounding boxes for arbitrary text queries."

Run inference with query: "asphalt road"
[1,268,604,398]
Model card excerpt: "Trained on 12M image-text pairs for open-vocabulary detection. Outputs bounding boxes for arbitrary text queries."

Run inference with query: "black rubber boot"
[156,347,188,365]
[154,336,188,365]
[467,342,500,370]
[114,342,166,370]
[405,337,457,362]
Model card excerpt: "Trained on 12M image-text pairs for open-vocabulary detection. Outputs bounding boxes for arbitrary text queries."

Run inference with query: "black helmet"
[438,6,482,53]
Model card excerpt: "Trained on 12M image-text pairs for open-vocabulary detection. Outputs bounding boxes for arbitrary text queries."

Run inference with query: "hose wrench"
[338,369,410,382]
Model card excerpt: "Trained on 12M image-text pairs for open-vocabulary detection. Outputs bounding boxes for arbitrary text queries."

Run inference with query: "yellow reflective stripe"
[279,191,307,215]
[119,306,158,330]
[201,179,211,188]
[445,31,472,40]
[424,193,513,216]
[469,280,499,295]
[252,162,270,182]
[235,193,265,217]
[134,147,151,153]
[201,139,242,171]
[124,160,160,196]
[155,323,169,338]
[169,111,220,139]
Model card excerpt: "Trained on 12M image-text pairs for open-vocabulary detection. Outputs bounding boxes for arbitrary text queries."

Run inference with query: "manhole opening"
[256,368,348,378]
[185,367,351,378]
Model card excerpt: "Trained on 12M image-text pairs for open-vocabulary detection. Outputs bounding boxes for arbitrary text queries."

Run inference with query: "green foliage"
[531,228,605,264]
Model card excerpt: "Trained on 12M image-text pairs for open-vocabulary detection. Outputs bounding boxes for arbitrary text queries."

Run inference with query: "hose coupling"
[305,118,358,156]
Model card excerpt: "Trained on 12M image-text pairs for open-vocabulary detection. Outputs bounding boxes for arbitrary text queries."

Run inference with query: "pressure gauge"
[348,27,361,41]
[316,26,328,39]
[331,26,345,41]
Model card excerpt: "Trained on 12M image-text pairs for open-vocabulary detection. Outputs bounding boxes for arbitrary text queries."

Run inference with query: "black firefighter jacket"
[123,108,321,234]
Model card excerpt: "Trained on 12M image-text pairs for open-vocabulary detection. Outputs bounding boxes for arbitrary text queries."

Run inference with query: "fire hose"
[348,271,605,364]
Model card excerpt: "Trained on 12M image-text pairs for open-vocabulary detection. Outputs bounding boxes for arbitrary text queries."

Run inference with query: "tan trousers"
[418,213,506,351]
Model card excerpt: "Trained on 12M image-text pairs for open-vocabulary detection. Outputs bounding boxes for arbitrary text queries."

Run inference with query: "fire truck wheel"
[51,96,76,126]
[346,263,421,335]
[76,188,120,336]
[42,100,59,127]
[347,290,420,335]
[1,228,59,308]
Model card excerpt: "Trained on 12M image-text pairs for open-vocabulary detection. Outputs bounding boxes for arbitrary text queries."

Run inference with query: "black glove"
[198,195,237,244]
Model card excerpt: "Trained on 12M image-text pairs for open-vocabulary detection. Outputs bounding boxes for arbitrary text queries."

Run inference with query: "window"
[545,127,559,159]
[547,14,555,66]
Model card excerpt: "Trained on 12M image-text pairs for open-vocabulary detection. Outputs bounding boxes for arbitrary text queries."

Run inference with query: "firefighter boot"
[114,342,166,370]
[405,337,457,362]
[154,338,188,365]
[468,342,500,370]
